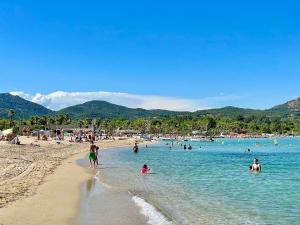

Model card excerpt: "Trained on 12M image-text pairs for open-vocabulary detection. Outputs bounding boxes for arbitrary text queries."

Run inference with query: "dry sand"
[0,136,146,225]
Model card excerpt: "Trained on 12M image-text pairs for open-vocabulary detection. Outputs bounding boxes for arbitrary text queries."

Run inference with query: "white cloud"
[10,91,239,112]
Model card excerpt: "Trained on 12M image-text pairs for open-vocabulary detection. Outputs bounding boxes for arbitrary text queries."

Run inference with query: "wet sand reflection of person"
[86,178,96,194]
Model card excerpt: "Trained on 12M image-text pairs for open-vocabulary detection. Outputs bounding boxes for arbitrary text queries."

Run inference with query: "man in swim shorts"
[89,141,97,168]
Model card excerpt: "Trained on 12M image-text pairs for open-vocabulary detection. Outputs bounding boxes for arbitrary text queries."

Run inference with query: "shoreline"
[0,137,150,225]
[74,158,149,225]
[74,145,174,225]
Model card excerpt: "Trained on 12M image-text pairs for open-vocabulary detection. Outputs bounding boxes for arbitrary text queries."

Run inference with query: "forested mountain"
[57,100,185,119]
[194,106,265,119]
[0,93,52,119]
[1,93,299,119]
[266,97,300,117]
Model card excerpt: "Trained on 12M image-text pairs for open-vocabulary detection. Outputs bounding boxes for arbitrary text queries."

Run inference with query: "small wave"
[94,171,112,189]
[132,196,173,225]
[94,171,100,180]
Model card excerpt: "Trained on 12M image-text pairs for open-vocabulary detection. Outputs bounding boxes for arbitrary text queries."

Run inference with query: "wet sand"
[75,148,172,225]
[74,174,148,225]
[0,136,149,225]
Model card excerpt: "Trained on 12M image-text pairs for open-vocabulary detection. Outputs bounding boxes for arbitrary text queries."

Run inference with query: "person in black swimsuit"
[133,143,139,153]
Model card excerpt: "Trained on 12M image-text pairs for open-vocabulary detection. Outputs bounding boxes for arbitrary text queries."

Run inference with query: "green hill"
[1,92,299,120]
[266,97,300,117]
[57,100,185,119]
[0,93,53,119]
[194,106,265,119]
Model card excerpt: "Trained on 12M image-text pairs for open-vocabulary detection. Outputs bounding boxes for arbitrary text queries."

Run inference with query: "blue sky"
[1,0,300,111]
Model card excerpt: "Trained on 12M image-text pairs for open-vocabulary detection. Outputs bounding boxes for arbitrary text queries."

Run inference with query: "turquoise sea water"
[98,138,300,225]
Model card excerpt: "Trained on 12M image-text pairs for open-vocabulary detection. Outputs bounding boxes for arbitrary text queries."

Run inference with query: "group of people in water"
[89,141,262,174]
[183,144,192,150]
[167,142,193,150]
[132,143,151,174]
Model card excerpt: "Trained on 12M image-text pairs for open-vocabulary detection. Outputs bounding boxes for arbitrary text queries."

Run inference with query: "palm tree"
[206,117,217,135]
[8,109,15,127]
[78,120,85,129]
[63,114,71,125]
[48,117,55,129]
[95,119,102,130]
[55,115,65,125]
[85,118,92,128]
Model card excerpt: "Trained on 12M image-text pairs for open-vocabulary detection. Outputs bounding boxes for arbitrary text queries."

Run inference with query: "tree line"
[1,109,300,135]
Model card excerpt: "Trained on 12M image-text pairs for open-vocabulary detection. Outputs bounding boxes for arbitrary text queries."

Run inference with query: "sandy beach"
[0,136,147,225]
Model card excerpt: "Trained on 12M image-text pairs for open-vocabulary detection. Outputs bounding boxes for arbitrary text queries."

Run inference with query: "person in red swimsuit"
[140,164,150,175]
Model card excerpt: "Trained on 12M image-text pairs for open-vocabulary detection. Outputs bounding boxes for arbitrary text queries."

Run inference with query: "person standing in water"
[250,158,262,172]
[89,141,97,169]
[133,142,139,153]
[95,144,100,166]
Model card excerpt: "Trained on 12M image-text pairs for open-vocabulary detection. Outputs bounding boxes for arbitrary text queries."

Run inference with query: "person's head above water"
[141,164,150,174]
[253,158,259,164]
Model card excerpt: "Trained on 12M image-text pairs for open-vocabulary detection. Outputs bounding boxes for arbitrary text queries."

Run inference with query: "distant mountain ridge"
[0,93,299,119]
[266,97,300,117]
[194,106,265,118]
[0,93,52,119]
[57,100,185,119]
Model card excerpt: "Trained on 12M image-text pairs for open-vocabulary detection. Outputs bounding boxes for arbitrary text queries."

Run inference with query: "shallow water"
[97,138,300,225]
[74,169,149,225]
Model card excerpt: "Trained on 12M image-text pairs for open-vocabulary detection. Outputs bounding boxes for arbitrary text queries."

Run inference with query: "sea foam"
[132,196,173,225]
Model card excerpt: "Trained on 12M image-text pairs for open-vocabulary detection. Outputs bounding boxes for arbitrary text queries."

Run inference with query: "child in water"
[141,164,150,175]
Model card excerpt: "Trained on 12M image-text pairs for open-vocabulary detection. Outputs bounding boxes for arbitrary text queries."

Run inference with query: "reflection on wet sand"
[86,178,96,194]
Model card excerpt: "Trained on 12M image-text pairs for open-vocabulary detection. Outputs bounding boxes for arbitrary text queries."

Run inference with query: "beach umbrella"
[3,128,13,136]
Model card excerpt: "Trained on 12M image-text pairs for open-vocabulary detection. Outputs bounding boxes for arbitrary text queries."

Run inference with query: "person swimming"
[250,158,261,172]
[141,164,150,175]
[188,144,192,150]
[184,144,187,150]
